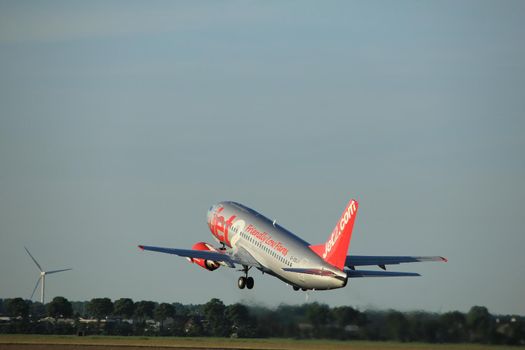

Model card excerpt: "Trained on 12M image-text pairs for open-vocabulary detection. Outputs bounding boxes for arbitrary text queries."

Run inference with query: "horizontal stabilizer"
[282,267,339,277]
[346,255,447,268]
[347,270,420,278]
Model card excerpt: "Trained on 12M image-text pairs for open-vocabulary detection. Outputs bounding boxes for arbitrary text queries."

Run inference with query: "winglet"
[440,256,448,263]
[138,245,145,251]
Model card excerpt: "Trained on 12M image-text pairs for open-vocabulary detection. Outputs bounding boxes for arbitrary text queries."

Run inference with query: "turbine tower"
[25,247,72,304]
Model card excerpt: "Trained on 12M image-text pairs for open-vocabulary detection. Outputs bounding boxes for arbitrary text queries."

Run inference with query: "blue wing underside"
[138,245,239,267]
[346,255,447,269]
[282,255,447,278]
[344,255,447,278]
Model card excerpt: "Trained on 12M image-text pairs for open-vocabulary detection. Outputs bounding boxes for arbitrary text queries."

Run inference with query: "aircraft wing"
[138,245,261,268]
[234,246,264,269]
[138,245,239,267]
[282,267,419,278]
[347,270,420,278]
[345,255,447,269]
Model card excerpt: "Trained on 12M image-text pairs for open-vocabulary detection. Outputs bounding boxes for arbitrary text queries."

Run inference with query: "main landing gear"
[238,265,254,289]
[292,285,307,291]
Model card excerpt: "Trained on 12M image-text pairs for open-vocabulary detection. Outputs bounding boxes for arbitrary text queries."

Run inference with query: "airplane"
[139,199,446,291]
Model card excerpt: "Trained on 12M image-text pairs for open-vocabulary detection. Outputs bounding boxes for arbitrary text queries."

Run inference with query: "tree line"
[0,297,523,345]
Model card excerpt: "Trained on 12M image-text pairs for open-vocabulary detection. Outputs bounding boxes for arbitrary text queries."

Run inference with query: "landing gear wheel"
[238,265,253,290]
[246,277,254,289]
[293,286,300,291]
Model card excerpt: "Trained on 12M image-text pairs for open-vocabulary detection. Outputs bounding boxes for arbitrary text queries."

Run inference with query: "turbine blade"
[46,268,72,274]
[25,247,43,272]
[30,277,41,300]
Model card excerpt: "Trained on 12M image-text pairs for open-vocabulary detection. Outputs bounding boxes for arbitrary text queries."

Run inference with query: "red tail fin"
[310,199,358,270]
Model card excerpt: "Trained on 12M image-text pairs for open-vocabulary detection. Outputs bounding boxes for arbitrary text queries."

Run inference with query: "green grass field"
[0,335,516,350]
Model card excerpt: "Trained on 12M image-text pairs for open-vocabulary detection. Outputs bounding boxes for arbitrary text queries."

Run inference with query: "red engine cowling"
[188,242,221,271]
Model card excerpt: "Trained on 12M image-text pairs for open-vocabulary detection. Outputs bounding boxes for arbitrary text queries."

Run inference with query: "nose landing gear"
[237,265,254,289]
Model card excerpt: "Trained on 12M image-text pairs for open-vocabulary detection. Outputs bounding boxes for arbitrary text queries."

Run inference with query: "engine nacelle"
[188,242,221,271]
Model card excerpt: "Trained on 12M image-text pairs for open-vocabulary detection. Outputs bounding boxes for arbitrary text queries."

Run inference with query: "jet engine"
[188,242,221,271]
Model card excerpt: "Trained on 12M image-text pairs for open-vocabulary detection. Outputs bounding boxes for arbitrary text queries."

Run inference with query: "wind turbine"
[25,247,72,304]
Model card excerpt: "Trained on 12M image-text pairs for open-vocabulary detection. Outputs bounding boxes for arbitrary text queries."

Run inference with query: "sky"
[0,1,524,315]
